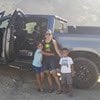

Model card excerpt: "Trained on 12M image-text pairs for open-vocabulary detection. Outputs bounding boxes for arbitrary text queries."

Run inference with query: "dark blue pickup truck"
[0,9,100,89]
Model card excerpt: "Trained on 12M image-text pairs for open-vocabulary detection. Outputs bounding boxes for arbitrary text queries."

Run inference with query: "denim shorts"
[42,56,59,71]
[33,66,43,74]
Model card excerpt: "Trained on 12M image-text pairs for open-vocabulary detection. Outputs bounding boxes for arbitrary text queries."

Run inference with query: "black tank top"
[42,40,56,54]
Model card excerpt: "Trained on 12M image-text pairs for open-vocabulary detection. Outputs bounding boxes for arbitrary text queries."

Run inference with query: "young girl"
[32,42,54,92]
[32,42,44,92]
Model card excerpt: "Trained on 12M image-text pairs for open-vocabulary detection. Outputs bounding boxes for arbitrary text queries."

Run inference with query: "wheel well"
[70,51,100,72]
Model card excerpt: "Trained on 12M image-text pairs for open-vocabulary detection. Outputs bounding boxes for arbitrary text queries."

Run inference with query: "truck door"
[3,9,25,62]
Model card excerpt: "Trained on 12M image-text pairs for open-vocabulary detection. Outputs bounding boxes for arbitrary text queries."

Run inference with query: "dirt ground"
[0,65,100,100]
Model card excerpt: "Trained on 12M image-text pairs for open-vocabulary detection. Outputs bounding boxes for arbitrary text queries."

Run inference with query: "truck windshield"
[24,17,48,34]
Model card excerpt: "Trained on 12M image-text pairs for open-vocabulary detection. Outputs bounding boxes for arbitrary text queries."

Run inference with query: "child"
[32,42,54,92]
[32,42,44,92]
[59,48,75,96]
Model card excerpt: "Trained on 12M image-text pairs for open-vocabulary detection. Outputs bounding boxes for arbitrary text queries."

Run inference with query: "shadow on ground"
[0,66,100,100]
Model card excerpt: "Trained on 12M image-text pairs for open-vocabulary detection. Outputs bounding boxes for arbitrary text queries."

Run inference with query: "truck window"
[0,19,9,28]
[54,18,67,33]
[26,22,37,33]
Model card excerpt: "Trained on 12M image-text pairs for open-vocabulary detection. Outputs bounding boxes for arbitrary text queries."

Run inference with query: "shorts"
[42,56,58,71]
[61,73,72,85]
[33,66,43,74]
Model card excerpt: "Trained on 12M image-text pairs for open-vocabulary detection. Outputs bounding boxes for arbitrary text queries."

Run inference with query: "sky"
[0,0,100,26]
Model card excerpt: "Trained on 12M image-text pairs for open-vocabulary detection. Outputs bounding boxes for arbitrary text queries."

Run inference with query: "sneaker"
[62,90,69,94]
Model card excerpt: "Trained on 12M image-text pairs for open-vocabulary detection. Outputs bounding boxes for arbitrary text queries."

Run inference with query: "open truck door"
[0,11,5,19]
[2,9,25,62]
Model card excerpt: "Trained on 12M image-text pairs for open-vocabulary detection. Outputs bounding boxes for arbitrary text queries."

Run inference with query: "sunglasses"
[38,44,43,47]
[45,33,52,36]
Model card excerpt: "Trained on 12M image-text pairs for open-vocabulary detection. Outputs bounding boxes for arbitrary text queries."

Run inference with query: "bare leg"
[40,72,44,90]
[52,71,61,91]
[68,84,73,96]
[68,84,73,92]
[43,70,53,92]
[62,84,66,92]
[47,71,53,89]
[36,74,42,91]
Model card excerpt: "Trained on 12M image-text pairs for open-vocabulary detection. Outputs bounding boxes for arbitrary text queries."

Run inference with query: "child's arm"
[41,51,54,56]
[71,64,76,77]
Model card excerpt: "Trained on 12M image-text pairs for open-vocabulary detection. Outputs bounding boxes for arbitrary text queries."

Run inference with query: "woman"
[42,29,61,93]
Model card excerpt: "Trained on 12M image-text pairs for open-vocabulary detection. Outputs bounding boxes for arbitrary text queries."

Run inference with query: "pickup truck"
[0,9,100,89]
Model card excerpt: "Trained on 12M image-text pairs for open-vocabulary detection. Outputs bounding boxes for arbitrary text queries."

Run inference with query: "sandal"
[56,90,62,94]
[48,88,54,93]
[37,88,44,92]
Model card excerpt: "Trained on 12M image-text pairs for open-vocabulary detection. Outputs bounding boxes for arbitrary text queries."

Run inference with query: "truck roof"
[25,14,67,23]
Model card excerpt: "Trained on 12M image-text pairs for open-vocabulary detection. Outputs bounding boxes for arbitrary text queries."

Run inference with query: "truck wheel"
[73,57,99,89]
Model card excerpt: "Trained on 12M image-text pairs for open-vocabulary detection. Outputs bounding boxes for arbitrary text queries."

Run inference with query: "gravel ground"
[0,66,100,100]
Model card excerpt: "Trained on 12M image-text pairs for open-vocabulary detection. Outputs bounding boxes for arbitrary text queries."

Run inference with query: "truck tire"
[73,57,99,89]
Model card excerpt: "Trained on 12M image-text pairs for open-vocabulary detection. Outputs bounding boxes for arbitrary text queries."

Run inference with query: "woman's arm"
[71,64,76,77]
[52,39,61,57]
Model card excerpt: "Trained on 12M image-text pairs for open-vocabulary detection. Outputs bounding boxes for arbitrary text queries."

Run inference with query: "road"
[0,66,100,100]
